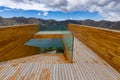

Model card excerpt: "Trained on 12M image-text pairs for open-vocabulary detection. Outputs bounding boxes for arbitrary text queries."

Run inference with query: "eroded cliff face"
[0,24,40,62]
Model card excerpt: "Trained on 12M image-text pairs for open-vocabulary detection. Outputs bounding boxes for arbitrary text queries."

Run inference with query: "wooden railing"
[0,24,40,62]
[68,24,120,72]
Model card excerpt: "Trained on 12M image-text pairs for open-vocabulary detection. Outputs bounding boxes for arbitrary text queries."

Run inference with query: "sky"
[0,0,120,21]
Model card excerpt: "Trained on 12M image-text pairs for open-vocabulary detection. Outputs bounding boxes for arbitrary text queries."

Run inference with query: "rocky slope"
[0,17,120,30]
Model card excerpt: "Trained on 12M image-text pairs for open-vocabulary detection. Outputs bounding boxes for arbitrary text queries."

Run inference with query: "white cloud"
[4,8,11,11]
[43,11,48,16]
[0,0,120,21]
[37,12,41,16]
[70,18,73,20]
[0,10,3,12]
[0,0,49,11]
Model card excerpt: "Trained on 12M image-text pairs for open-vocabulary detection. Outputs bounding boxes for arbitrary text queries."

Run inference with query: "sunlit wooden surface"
[68,24,120,72]
[0,24,39,62]
[7,53,68,65]
[0,37,120,80]
[33,31,62,38]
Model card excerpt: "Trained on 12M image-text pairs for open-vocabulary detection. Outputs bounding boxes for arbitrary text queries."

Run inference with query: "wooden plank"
[0,38,119,80]
[0,24,40,62]
[33,34,62,38]
[68,24,120,72]
[39,68,50,80]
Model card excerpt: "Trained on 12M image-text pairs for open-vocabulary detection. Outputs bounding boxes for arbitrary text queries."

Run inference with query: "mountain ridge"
[0,16,120,30]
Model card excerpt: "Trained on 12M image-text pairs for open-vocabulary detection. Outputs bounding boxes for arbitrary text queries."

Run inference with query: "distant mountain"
[0,16,120,30]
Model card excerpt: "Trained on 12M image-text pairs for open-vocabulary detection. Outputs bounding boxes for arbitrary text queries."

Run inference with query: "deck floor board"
[0,37,120,80]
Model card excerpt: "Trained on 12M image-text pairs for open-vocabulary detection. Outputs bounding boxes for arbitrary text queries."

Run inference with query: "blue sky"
[0,0,119,21]
[0,6,103,21]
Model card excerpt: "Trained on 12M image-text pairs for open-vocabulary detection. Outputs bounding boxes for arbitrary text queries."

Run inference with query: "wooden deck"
[0,37,120,80]
[7,53,68,65]
[33,31,62,38]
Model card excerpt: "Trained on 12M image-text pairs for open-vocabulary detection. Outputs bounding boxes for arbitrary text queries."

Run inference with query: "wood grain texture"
[33,34,62,38]
[7,53,68,64]
[68,24,120,72]
[39,68,50,80]
[0,38,119,80]
[0,24,40,62]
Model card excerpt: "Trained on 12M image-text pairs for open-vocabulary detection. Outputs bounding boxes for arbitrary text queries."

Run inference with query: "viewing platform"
[0,24,120,80]
[0,37,119,80]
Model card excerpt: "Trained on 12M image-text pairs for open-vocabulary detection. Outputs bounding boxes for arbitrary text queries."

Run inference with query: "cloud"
[70,18,73,20]
[4,8,11,11]
[0,0,49,11]
[0,0,120,21]
[43,11,48,16]
[0,10,3,12]
[37,12,41,16]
